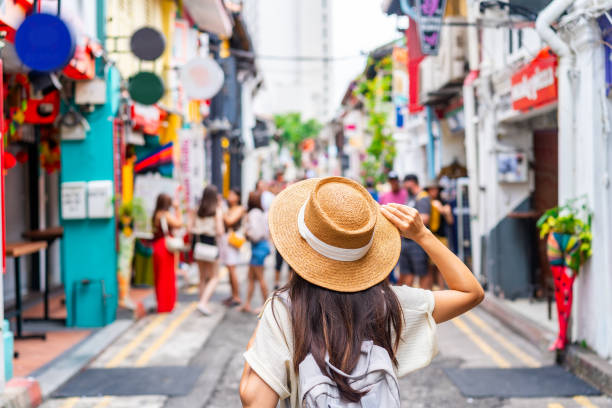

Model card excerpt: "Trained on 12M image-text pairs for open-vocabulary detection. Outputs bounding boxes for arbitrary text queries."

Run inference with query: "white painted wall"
[563,15,612,359]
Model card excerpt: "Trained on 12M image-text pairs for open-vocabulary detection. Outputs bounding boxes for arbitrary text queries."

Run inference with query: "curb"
[480,294,612,396]
[0,378,41,408]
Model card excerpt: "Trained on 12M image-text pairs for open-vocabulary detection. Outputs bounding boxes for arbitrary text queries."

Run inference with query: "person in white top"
[190,185,224,316]
[239,177,484,407]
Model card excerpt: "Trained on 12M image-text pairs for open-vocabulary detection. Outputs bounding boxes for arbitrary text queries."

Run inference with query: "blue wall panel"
[60,67,120,327]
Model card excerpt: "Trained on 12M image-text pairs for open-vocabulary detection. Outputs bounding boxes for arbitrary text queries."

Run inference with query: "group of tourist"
[150,179,288,315]
[376,171,454,289]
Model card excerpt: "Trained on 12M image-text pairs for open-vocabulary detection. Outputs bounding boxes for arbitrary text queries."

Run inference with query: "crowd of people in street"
[148,170,458,316]
[148,170,455,316]
[150,178,290,316]
[377,171,454,290]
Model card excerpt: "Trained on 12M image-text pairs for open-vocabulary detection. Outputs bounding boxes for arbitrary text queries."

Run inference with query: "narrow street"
[37,267,611,408]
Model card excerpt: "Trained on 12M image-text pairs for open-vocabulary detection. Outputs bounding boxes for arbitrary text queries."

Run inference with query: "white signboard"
[87,180,114,218]
[133,173,179,234]
[61,182,87,220]
[178,126,206,209]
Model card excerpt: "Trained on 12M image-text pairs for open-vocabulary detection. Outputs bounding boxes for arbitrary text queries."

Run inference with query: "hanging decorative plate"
[130,27,166,61]
[180,57,224,100]
[15,13,76,72]
[128,71,165,105]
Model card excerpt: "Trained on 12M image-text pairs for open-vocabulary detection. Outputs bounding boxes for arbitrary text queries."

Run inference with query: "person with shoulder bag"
[152,192,184,313]
[191,185,225,316]
[240,191,271,314]
[239,177,484,407]
[220,189,246,307]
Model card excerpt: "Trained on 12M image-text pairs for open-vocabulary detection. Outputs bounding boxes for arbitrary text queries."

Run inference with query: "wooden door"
[533,129,558,295]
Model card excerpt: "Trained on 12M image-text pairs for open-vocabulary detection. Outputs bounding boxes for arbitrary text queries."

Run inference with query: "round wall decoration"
[15,13,76,72]
[128,71,165,105]
[130,27,166,61]
[179,57,224,100]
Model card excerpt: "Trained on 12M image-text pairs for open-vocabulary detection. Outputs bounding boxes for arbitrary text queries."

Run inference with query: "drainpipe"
[535,0,576,203]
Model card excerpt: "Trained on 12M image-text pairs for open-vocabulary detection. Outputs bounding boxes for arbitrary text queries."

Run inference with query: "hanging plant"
[536,196,592,351]
[536,197,592,271]
[355,56,395,184]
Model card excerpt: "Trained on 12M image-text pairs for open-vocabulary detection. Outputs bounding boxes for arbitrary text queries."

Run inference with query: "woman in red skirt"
[152,193,183,313]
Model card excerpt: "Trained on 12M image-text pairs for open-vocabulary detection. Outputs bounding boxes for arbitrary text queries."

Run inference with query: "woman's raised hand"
[381,203,427,241]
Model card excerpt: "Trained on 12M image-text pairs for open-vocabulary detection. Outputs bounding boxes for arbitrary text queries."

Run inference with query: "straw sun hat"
[268,177,401,292]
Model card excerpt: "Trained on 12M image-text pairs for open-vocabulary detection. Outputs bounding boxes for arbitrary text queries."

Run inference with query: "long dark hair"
[152,193,172,228]
[197,185,219,218]
[247,191,262,212]
[274,273,404,402]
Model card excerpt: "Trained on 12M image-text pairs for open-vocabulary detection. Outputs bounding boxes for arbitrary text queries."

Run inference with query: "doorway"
[532,129,558,295]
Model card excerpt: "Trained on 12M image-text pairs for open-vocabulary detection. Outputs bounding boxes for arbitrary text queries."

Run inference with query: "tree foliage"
[273,112,322,167]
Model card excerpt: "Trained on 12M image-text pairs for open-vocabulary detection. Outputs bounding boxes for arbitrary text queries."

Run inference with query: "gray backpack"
[298,340,401,407]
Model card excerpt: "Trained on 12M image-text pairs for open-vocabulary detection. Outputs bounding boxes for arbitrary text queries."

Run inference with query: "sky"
[331,0,401,111]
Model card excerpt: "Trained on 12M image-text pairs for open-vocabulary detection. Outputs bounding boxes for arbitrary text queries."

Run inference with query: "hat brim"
[268,178,401,292]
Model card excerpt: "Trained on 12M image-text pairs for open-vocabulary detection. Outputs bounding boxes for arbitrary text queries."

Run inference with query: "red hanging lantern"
[15,150,28,163]
[3,152,16,170]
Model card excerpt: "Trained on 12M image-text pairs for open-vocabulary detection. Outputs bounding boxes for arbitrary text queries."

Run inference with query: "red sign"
[511,47,558,112]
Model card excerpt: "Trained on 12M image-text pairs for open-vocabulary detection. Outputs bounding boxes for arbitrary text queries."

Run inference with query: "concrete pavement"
[37,264,612,407]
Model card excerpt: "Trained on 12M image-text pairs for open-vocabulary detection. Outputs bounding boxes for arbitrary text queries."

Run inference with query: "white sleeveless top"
[192,216,216,237]
[244,286,438,407]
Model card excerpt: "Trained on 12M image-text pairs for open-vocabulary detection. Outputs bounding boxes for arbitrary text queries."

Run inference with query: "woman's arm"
[165,200,183,229]
[215,208,225,237]
[224,206,244,227]
[239,326,280,408]
[381,203,484,323]
[442,203,454,225]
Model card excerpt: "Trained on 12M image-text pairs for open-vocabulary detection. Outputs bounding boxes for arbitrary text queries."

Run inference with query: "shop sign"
[416,0,448,56]
[511,48,558,112]
[392,47,409,129]
[15,13,76,72]
[178,127,205,209]
[180,57,224,101]
[130,104,166,135]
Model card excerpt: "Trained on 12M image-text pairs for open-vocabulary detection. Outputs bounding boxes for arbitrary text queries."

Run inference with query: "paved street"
[39,267,612,408]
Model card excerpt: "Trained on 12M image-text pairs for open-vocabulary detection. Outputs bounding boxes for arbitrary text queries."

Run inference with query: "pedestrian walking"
[424,180,454,289]
[221,188,246,307]
[239,176,484,407]
[151,192,183,313]
[400,174,432,289]
[241,191,271,314]
[377,171,406,205]
[365,177,379,202]
[191,185,225,316]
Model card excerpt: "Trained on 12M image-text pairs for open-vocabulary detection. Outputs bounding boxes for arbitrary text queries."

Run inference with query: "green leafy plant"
[536,196,593,269]
[273,113,322,168]
[119,198,148,231]
[354,56,396,184]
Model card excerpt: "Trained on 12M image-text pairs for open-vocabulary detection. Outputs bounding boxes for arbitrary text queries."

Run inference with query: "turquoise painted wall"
[60,66,121,327]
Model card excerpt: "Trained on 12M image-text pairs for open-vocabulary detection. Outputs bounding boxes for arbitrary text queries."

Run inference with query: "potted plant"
[117,198,147,309]
[536,197,592,351]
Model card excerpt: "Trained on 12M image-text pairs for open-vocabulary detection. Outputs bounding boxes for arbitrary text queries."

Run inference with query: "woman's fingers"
[387,203,418,217]
[381,206,406,228]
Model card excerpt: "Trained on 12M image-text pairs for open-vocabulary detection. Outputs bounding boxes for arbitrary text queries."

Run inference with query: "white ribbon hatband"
[297,201,373,262]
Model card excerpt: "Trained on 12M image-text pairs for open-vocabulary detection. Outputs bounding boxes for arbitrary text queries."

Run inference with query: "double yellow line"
[452,311,598,408]
[60,303,197,408]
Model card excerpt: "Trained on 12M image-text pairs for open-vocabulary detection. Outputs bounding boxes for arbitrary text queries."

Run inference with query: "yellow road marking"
[60,398,80,408]
[134,302,198,367]
[105,313,169,368]
[465,311,541,368]
[574,396,599,408]
[451,317,511,368]
[93,396,113,408]
[548,403,564,408]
